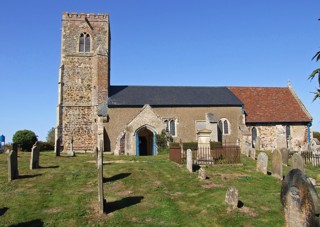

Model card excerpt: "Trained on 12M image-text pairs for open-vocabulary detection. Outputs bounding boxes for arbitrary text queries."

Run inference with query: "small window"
[170,120,175,136]
[218,118,230,135]
[163,118,177,137]
[79,33,90,52]
[223,120,229,134]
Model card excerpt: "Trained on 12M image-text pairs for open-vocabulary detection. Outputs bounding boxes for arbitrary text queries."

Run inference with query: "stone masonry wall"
[248,124,308,151]
[105,106,243,154]
[57,12,110,152]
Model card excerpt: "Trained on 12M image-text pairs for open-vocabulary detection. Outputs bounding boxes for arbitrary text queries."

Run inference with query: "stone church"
[55,12,313,155]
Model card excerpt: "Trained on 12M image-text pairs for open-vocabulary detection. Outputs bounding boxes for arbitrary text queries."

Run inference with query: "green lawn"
[0,151,318,226]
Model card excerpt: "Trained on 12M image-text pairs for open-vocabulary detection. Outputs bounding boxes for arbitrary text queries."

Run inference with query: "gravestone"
[272,149,283,180]
[198,167,206,180]
[187,149,193,173]
[249,148,256,160]
[8,144,19,182]
[55,138,60,157]
[30,142,40,169]
[67,150,75,157]
[243,141,250,157]
[280,147,289,166]
[281,169,320,227]
[97,146,105,214]
[291,153,305,173]
[255,136,261,150]
[256,152,268,174]
[225,187,238,209]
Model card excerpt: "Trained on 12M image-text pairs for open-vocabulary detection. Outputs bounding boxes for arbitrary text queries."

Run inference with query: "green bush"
[38,141,54,151]
[156,130,172,150]
[12,130,37,151]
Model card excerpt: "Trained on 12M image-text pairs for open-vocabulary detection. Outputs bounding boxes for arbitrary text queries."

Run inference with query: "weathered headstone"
[198,167,206,180]
[55,138,60,157]
[281,169,320,227]
[243,141,250,157]
[255,136,261,150]
[225,187,238,209]
[30,142,40,169]
[291,153,305,173]
[249,148,256,160]
[187,149,193,173]
[280,147,289,166]
[256,152,268,174]
[97,146,105,213]
[8,144,19,182]
[67,150,75,157]
[272,149,283,180]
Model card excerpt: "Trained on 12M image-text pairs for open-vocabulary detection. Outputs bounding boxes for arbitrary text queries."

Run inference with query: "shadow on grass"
[9,219,44,227]
[39,165,59,169]
[237,200,244,208]
[104,173,131,183]
[105,196,144,214]
[0,207,8,216]
[18,174,42,179]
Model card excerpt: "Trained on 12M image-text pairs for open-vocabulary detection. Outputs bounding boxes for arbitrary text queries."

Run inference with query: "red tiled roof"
[228,86,311,123]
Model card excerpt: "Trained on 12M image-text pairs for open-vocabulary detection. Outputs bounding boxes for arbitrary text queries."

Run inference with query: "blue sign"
[0,135,5,143]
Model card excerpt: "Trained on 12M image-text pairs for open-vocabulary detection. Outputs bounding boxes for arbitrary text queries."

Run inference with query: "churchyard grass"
[0,151,319,226]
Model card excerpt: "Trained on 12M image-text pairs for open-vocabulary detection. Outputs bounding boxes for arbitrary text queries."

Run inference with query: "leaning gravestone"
[256,152,268,174]
[198,167,206,180]
[97,146,105,214]
[272,149,283,180]
[30,142,40,169]
[291,153,305,173]
[280,147,289,166]
[187,149,193,173]
[8,144,19,182]
[281,169,320,227]
[225,187,238,209]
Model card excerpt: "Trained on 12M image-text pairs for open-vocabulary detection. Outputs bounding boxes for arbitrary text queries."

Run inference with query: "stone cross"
[291,153,305,173]
[280,147,289,166]
[256,152,268,174]
[97,146,105,214]
[225,187,238,209]
[30,142,40,169]
[272,149,283,180]
[186,149,193,173]
[281,169,320,227]
[8,144,19,182]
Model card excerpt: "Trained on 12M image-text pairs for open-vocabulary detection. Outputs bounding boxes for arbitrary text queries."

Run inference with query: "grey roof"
[108,86,243,107]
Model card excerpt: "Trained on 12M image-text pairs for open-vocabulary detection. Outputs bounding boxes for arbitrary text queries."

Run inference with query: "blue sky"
[1,0,320,143]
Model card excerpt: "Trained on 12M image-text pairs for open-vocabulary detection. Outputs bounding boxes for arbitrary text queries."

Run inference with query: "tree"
[46,127,55,146]
[12,129,38,151]
[309,20,320,101]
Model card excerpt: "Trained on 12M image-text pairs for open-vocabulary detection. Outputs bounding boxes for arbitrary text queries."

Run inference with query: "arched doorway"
[135,126,156,156]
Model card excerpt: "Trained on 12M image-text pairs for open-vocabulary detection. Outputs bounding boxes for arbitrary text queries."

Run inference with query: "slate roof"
[228,86,312,123]
[108,86,243,107]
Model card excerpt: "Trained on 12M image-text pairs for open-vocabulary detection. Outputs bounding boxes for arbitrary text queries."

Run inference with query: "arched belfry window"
[79,33,90,52]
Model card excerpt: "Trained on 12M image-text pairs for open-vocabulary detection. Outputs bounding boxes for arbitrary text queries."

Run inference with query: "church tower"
[55,12,110,153]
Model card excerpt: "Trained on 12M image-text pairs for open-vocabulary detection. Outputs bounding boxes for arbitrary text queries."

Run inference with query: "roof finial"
[287,80,292,87]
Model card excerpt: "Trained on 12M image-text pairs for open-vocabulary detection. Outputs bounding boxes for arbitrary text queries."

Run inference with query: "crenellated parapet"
[62,12,109,21]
